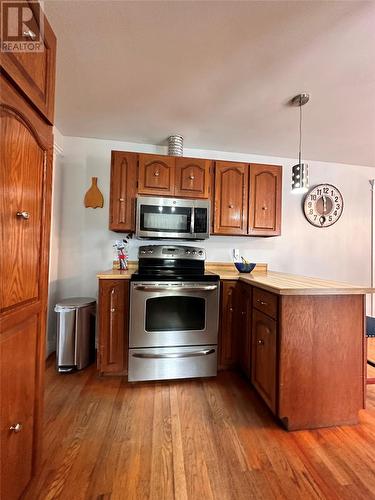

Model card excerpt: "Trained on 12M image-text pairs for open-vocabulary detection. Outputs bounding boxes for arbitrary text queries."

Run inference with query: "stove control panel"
[138,245,206,260]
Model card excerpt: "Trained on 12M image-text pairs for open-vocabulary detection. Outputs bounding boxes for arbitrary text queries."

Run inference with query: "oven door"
[129,282,219,348]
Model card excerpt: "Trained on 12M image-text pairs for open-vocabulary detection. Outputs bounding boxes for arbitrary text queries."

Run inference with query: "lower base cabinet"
[251,309,277,413]
[98,280,129,375]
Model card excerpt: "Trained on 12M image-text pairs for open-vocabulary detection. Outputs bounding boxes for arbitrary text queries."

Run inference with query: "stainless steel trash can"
[55,297,96,373]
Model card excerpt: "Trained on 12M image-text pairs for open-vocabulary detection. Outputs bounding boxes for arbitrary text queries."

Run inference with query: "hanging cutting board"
[84,177,104,208]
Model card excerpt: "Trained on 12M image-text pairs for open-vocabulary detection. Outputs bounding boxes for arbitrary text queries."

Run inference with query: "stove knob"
[185,250,191,254]
[198,250,203,255]
[192,250,197,255]
[148,249,153,254]
[140,250,146,254]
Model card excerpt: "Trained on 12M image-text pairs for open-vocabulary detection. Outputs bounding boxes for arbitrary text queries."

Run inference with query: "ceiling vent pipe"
[168,135,184,156]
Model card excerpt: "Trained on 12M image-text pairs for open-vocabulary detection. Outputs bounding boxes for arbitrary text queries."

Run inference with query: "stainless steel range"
[128,245,220,382]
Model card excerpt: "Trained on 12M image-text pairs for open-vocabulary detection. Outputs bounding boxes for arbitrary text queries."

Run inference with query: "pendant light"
[291,93,310,193]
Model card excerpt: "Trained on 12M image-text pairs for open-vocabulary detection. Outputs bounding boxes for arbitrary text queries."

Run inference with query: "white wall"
[52,135,375,311]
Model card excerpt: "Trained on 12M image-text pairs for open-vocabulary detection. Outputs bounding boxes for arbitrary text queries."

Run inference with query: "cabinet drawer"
[253,287,278,319]
[0,2,56,123]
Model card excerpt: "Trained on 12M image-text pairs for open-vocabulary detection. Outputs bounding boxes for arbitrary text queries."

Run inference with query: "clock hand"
[323,195,327,214]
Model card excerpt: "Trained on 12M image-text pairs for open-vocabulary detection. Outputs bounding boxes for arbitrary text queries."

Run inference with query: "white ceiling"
[45,0,375,166]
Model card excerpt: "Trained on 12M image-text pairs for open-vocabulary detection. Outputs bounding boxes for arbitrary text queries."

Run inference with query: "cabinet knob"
[257,339,264,345]
[119,198,125,202]
[262,206,268,211]
[9,423,23,433]
[256,299,268,306]
[111,308,116,312]
[229,307,233,312]
[189,175,195,181]
[23,29,36,39]
[241,311,246,315]
[16,211,30,220]
[154,170,160,177]
[228,204,234,209]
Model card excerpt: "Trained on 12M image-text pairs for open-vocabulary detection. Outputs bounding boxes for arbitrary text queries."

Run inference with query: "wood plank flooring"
[23,356,375,500]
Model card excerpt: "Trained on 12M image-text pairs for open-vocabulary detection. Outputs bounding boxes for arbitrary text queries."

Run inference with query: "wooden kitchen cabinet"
[237,282,252,378]
[0,2,56,124]
[98,280,129,375]
[175,157,210,198]
[213,161,248,235]
[109,151,138,232]
[0,38,55,498]
[218,281,238,369]
[248,164,282,236]
[138,154,175,196]
[251,308,277,413]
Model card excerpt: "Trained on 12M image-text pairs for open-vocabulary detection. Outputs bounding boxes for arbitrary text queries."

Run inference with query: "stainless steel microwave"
[136,196,210,240]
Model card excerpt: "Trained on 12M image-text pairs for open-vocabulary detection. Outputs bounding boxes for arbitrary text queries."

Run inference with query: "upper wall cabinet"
[109,151,138,232]
[175,158,210,198]
[213,161,249,235]
[248,164,282,236]
[138,154,175,196]
[213,161,282,237]
[0,2,56,123]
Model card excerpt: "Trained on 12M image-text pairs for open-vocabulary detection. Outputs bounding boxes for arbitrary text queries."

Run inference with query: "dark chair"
[366,316,375,384]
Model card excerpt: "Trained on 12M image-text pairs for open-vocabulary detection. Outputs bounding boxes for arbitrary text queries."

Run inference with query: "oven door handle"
[133,284,218,292]
[131,348,216,359]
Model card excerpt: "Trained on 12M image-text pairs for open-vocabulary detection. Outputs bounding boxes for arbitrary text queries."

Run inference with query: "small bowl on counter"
[234,262,256,273]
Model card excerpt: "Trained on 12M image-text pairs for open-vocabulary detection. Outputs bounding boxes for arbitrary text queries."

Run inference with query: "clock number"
[329,216,333,222]
[317,189,322,195]
[314,215,317,221]
[331,190,334,196]
[308,201,312,208]
[336,204,340,209]
[334,211,337,216]
[334,196,339,202]
[311,194,317,201]
[323,187,329,194]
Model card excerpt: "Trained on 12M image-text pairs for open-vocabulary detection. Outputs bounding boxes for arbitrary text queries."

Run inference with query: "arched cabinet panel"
[138,154,175,195]
[213,161,248,235]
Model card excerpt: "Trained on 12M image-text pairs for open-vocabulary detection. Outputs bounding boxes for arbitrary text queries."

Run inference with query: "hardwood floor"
[23,357,375,500]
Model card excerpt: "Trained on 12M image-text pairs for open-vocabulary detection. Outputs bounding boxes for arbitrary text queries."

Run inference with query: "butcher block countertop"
[97,262,372,295]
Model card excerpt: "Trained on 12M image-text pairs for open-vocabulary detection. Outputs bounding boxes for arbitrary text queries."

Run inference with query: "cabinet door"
[218,281,238,369]
[175,158,210,198]
[98,280,129,375]
[248,164,282,236]
[237,283,252,378]
[138,154,175,196]
[213,162,248,235]
[109,151,138,232]
[251,309,277,412]
[0,317,37,500]
[0,3,56,123]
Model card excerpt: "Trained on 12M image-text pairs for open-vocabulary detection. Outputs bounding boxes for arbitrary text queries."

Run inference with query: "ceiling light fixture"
[291,93,310,193]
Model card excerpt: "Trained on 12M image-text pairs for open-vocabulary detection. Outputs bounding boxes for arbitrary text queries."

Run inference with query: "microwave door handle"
[190,207,195,236]
[132,348,216,359]
[133,285,218,292]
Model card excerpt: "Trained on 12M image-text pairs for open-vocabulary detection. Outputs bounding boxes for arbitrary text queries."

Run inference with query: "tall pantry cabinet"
[0,3,56,499]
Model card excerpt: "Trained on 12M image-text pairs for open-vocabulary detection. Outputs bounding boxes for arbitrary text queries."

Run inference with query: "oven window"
[145,296,205,332]
[140,205,191,233]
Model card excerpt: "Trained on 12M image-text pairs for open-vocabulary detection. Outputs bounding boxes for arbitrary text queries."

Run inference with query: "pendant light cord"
[299,96,302,165]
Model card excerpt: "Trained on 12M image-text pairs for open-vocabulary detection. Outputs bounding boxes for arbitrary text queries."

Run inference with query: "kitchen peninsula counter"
[97,264,372,296]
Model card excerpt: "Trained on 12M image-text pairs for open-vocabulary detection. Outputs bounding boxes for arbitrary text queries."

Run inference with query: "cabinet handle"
[257,339,264,345]
[256,299,268,306]
[189,175,195,180]
[241,311,246,315]
[16,211,30,220]
[23,29,36,39]
[154,170,160,177]
[9,423,23,433]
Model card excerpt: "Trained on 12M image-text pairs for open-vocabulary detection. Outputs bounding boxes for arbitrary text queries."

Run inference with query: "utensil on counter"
[234,261,256,273]
[84,177,104,208]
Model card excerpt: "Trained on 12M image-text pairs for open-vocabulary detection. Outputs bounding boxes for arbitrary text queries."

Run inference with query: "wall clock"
[303,184,344,227]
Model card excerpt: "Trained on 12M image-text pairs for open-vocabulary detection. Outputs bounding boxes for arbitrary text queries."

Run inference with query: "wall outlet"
[232,248,240,261]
